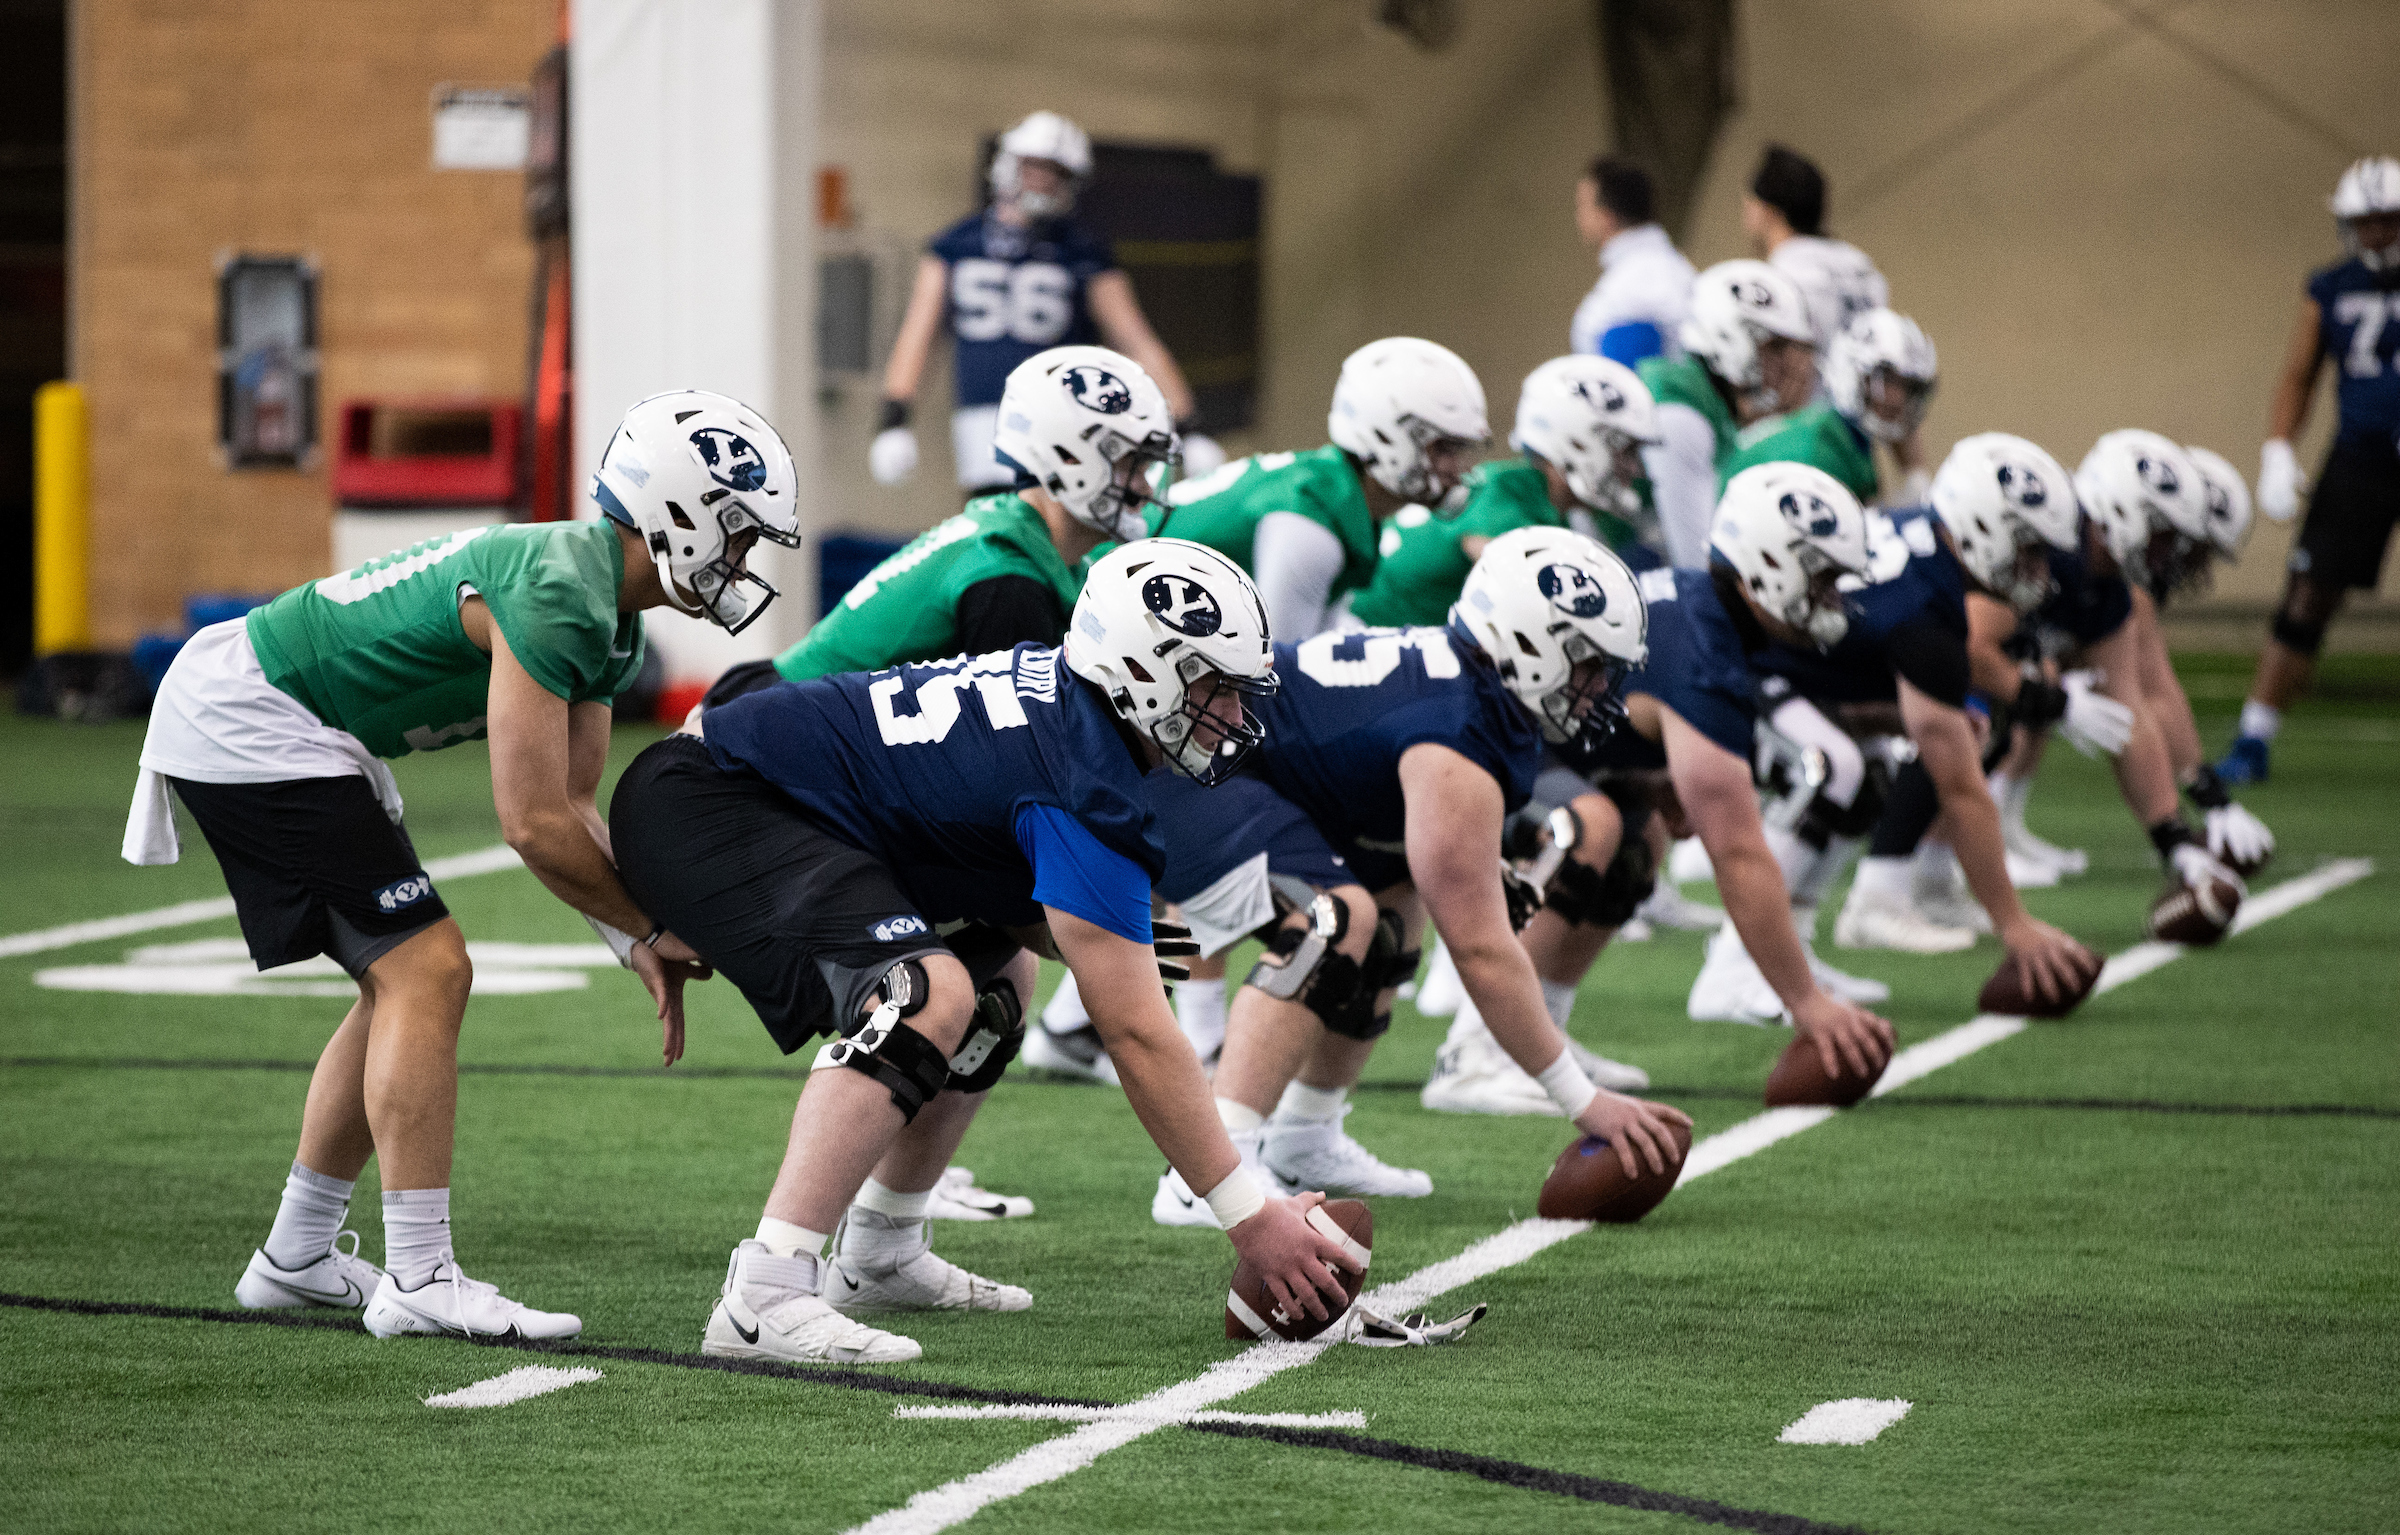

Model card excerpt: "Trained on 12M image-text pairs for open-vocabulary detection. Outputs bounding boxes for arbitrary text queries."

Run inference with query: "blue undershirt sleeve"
[1014,802,1155,944]
[1598,321,1666,367]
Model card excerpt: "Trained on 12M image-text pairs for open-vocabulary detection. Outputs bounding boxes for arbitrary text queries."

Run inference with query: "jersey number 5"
[952,259,1074,346]
[871,656,1030,745]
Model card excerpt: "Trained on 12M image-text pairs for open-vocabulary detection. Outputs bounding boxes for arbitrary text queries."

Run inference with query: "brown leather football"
[1977,940,2106,1018]
[1535,1115,1693,1222]
[1225,1198,1371,1341]
[2146,873,2242,947]
[1761,1032,1892,1107]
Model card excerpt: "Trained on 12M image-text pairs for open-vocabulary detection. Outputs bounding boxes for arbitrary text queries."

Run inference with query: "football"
[2147,873,2242,947]
[1977,940,2106,1019]
[1761,1033,1892,1108]
[1225,1198,1372,1342]
[1535,1116,1693,1222]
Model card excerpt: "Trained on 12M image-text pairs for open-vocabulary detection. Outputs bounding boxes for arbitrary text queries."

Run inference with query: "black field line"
[12,1055,2395,1122]
[1,1288,1851,1533]
[1185,1421,1868,1535]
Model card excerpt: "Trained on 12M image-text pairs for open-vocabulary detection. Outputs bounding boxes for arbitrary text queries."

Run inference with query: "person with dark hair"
[1570,155,1695,368]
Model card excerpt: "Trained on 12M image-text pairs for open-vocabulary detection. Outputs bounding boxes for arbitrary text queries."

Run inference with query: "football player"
[1640,260,1818,569]
[1569,157,1697,368]
[1717,308,1938,508]
[1421,469,1893,1110]
[2216,155,2400,785]
[1143,528,1689,1221]
[869,110,1222,495]
[125,390,796,1340]
[610,542,1358,1362]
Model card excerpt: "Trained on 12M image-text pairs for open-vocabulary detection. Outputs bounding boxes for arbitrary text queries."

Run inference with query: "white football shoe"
[1613,916,1654,942]
[2003,818,2086,880]
[1421,1016,1560,1116]
[825,1213,1030,1315]
[702,1242,921,1363]
[1635,883,1725,932]
[928,1166,1033,1221]
[361,1253,581,1340]
[1263,1107,1433,1197]
[1687,924,1788,1025]
[1563,1033,1651,1090]
[235,1230,383,1311]
[1152,1130,1290,1227]
[1413,940,1465,1017]
[2005,849,2064,888]
[1806,948,1891,1005]
[1832,883,1977,954]
[1668,836,1715,885]
[1020,1021,1120,1085]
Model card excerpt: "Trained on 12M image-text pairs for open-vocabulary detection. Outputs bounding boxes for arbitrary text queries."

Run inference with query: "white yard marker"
[893,1404,1367,1429]
[1778,1399,1912,1446]
[0,844,523,961]
[852,859,2374,1535]
[424,1364,602,1409]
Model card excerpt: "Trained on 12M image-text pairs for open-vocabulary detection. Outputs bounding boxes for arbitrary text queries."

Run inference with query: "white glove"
[2170,840,2246,898]
[2058,670,2135,757]
[1340,1302,1489,1347]
[2205,802,2275,869]
[2257,438,2304,522]
[869,426,919,486]
[1179,432,1226,479]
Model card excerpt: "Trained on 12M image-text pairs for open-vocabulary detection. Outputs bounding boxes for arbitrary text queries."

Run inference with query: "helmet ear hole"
[665,501,697,531]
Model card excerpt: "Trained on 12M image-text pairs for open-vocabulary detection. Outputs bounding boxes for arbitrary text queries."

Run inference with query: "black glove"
[1153,919,1200,986]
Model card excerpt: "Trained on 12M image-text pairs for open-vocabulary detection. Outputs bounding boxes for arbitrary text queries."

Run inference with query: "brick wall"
[73,0,550,645]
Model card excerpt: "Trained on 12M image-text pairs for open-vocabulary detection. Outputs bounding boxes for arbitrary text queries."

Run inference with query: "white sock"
[1177,978,1228,1061]
[1539,978,1578,1029]
[1272,1081,1347,1125]
[1792,904,1820,943]
[1215,1097,1266,1135]
[852,1176,931,1222]
[1989,772,2032,826]
[262,1161,354,1271]
[1040,969,1090,1034]
[2239,701,2282,743]
[1852,855,1913,902]
[837,1198,928,1268]
[754,1215,829,1260]
[381,1188,452,1289]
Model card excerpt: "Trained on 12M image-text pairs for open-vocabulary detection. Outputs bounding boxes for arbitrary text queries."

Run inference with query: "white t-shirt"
[1570,224,1697,362]
[1769,236,1889,350]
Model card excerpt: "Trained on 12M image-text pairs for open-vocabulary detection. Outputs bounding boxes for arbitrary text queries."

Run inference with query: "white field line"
[849,857,2374,1535]
[1778,1398,1912,1446]
[424,1364,602,1408]
[0,845,523,960]
[892,1405,1368,1429]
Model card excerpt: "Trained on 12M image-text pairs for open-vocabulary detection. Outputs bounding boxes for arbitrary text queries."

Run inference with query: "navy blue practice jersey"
[701,644,1160,930]
[929,214,1117,409]
[2031,535,2133,649]
[2309,258,2400,442]
[1755,506,1971,708]
[1248,627,1543,883]
[1574,566,1761,771]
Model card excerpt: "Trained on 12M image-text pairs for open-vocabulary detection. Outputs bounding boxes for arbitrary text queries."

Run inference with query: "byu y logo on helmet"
[1062,365,1134,414]
[689,428,769,492]
[1142,573,1223,636]
[1537,562,1610,619]
[1779,490,1841,538]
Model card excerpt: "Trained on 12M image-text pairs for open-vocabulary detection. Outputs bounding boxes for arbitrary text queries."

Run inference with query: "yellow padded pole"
[34,380,90,656]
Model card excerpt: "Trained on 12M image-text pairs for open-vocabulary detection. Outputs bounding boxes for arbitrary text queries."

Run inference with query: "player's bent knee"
[815,958,957,1123]
[367,921,472,1014]
[944,973,1026,1095]
[1548,832,1656,928]
[1566,792,1625,868]
[1316,909,1414,1042]
[1246,887,1367,1020]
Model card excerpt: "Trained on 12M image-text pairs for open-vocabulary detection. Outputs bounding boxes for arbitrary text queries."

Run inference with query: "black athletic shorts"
[609,733,1018,1055]
[2292,433,2400,591]
[169,775,450,979]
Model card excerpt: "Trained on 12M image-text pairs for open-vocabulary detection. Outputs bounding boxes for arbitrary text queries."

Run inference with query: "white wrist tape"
[1201,1165,1267,1230]
[584,913,638,969]
[1536,1048,1600,1121]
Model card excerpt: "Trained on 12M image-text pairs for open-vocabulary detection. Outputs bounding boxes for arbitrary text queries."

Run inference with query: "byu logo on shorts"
[1142,573,1222,636]
[1062,365,1133,414]
[1998,462,2048,508]
[689,428,769,492]
[1779,490,1841,538]
[872,916,929,943]
[1537,561,1609,619]
[373,874,434,914]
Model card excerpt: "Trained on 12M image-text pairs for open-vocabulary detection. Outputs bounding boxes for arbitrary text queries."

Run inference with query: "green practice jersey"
[773,494,1084,682]
[1348,459,1567,627]
[245,518,643,760]
[1149,445,1381,601]
[1638,353,1741,459]
[1718,401,1880,504]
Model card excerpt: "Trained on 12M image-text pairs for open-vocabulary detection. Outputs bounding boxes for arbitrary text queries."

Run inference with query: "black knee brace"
[946,976,1025,1095]
[1548,834,1656,928]
[1320,910,1413,1042]
[818,960,951,1122]
[2271,610,2327,657]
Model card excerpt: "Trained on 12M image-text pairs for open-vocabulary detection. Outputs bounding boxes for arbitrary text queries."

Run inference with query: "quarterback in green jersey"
[1151,337,1489,640]
[127,389,801,1342]
[1351,356,1662,628]
[1717,306,1937,504]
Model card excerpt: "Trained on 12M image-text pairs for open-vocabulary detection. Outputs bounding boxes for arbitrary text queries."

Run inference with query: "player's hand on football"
[1998,916,2089,1006]
[2257,438,2304,522]
[1227,1192,1356,1323]
[2204,803,2275,872]
[1571,1090,1692,1180]
[1792,990,1895,1081]
[1153,919,1199,985]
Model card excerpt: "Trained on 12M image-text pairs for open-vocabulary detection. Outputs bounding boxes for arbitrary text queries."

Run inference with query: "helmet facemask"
[1380,413,1481,513]
[1556,430,1649,517]
[1858,365,1935,443]
[1127,647,1278,785]
[1780,548,1855,649]
[665,500,804,637]
[1067,429,1178,541]
[1536,636,1636,748]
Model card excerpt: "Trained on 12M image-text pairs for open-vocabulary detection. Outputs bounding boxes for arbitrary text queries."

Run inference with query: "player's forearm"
[1452,934,1568,1076]
[1928,752,2026,932]
[1710,833,1819,1010]
[503,807,651,934]
[1093,995,1238,1194]
[2267,365,2315,443]
[2109,711,2180,825]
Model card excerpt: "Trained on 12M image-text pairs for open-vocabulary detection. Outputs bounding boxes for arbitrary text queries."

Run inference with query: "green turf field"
[3,653,2395,1534]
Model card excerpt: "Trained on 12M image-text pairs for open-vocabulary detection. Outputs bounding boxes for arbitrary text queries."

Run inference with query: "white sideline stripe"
[891,1405,1368,1429]
[1778,1398,1912,1446]
[424,1364,602,1409]
[843,856,2373,1535]
[0,844,524,959]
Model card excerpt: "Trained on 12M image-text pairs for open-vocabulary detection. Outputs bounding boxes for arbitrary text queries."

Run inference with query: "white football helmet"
[2184,444,2254,561]
[1824,308,1938,443]
[1710,461,1869,649]
[993,346,1178,542]
[1930,432,2080,611]
[2077,429,2209,592]
[1453,526,1647,747]
[591,389,802,636]
[1327,337,1490,508]
[2331,155,2400,269]
[1679,260,1815,404]
[1509,356,1659,517]
[990,111,1092,220]
[1066,538,1276,785]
